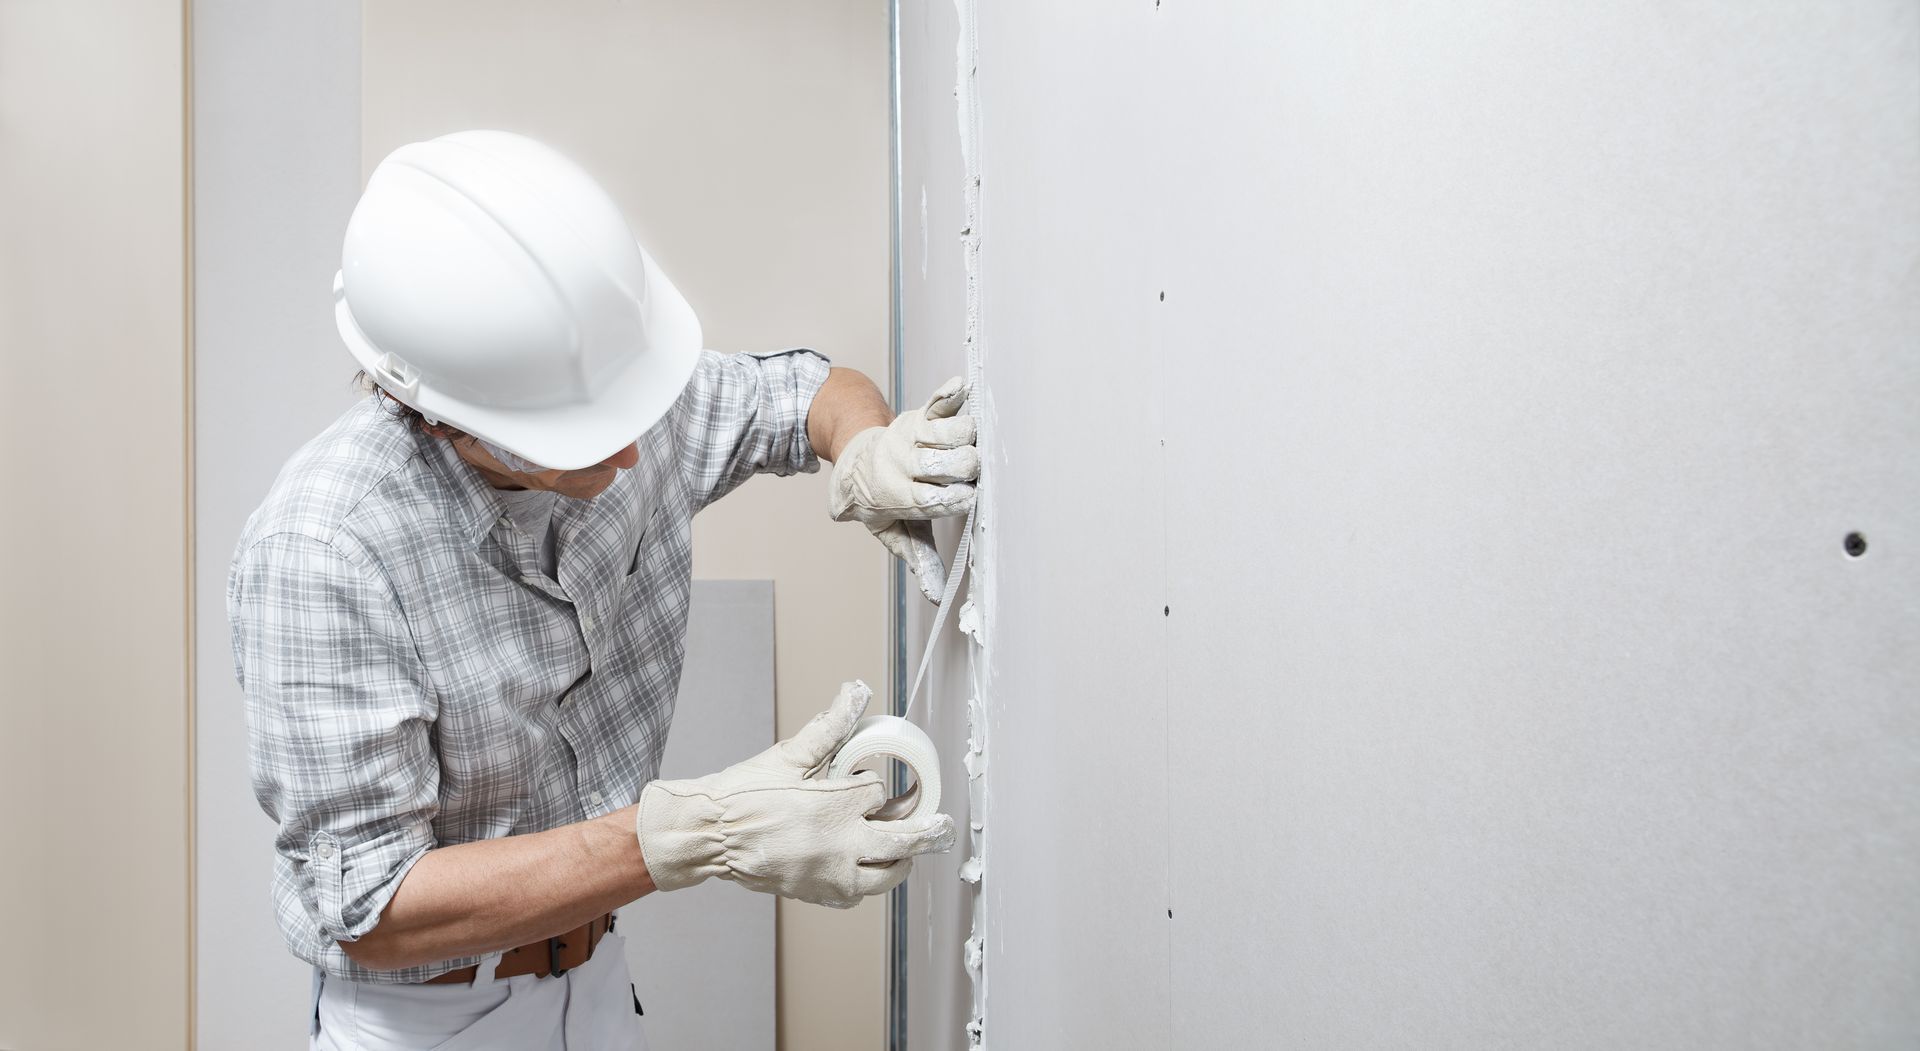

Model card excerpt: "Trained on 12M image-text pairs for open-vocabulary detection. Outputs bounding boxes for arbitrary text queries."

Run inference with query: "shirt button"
[588,791,605,807]
[314,841,335,860]
[580,613,596,631]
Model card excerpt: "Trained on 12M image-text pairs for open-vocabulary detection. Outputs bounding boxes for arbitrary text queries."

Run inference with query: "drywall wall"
[899,2,1920,1048]
[361,5,893,1046]
[899,3,1170,1046]
[192,3,363,1045]
[625,580,777,1050]
[0,2,189,1047]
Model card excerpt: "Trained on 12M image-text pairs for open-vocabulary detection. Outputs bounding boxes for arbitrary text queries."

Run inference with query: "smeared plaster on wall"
[957,598,983,641]
[951,0,991,1044]
[964,693,988,781]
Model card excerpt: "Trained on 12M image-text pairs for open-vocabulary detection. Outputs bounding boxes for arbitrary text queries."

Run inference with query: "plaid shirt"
[229,349,829,983]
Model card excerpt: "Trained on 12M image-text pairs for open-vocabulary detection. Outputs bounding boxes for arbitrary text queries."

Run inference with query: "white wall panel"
[900,1,1177,1047]
[895,5,977,1048]
[192,3,364,1045]
[900,2,1920,1047]
[1158,6,1920,1046]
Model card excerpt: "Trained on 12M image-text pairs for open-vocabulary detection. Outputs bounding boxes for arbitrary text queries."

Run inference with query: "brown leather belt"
[423,913,615,985]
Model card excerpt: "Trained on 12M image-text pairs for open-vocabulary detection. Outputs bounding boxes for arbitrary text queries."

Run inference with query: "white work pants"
[311,931,648,1050]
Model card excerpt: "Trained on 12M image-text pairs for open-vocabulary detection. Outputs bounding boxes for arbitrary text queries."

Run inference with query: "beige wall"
[361,4,893,1048]
[0,2,190,1049]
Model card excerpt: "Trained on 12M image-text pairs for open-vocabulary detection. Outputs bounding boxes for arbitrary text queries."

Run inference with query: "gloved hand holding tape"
[634,680,949,909]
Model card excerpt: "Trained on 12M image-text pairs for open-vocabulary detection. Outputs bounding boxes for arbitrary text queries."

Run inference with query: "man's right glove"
[827,377,980,602]
[634,680,955,909]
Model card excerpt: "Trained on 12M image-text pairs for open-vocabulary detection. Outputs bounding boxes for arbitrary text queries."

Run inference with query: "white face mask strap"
[475,436,547,474]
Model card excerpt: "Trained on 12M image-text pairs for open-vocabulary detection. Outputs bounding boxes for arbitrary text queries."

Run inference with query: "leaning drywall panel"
[624,580,776,1050]
[192,3,364,1044]
[1157,4,1920,1046]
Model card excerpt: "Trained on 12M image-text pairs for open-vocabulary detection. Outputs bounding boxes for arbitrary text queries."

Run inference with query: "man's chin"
[555,467,617,499]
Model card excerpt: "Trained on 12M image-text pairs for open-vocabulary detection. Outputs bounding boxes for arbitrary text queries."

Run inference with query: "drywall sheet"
[894,4,980,1043]
[192,2,364,1046]
[624,580,777,1050]
[900,2,1175,1047]
[900,2,1920,1048]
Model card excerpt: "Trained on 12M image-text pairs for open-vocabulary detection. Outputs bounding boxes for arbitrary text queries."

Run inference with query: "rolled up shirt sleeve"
[230,531,439,945]
[671,348,832,509]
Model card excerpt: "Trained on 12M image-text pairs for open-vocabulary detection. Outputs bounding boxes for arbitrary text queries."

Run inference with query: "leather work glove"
[635,681,955,908]
[828,377,981,602]
[825,378,983,599]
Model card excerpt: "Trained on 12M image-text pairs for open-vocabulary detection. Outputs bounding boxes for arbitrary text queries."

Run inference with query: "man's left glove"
[828,376,980,602]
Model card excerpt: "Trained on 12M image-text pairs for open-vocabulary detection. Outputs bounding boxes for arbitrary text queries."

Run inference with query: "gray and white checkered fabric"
[229,348,829,983]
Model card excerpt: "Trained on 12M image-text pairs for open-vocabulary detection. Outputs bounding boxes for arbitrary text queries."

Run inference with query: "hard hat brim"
[338,249,705,472]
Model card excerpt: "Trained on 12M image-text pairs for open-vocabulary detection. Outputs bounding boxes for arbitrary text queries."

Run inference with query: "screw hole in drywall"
[1164,605,1170,617]
[1167,909,1173,918]
[1844,532,1868,558]
[1158,291,1165,301]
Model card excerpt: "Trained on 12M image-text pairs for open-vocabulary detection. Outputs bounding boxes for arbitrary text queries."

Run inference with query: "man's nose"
[600,443,640,470]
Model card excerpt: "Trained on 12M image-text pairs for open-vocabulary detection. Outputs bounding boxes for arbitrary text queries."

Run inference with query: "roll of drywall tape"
[827,715,943,823]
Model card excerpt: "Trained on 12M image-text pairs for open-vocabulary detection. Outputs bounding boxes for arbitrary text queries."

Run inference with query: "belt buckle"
[547,935,569,978]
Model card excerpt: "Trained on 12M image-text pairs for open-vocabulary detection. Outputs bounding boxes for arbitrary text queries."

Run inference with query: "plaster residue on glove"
[826,375,980,602]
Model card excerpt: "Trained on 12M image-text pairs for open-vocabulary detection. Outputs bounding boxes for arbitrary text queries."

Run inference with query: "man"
[229,131,972,1049]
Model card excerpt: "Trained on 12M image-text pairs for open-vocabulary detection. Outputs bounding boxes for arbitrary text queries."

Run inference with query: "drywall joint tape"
[902,376,982,720]
[904,505,975,719]
[827,715,942,823]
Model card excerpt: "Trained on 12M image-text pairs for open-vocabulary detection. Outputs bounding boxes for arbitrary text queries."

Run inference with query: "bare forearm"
[808,367,893,462]
[342,805,654,972]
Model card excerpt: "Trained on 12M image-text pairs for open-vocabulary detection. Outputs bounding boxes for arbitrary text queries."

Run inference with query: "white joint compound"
[957,598,983,642]
[952,0,990,1043]
[964,694,987,781]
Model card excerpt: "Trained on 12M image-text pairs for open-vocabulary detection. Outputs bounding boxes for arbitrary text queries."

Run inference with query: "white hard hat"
[334,130,702,471]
